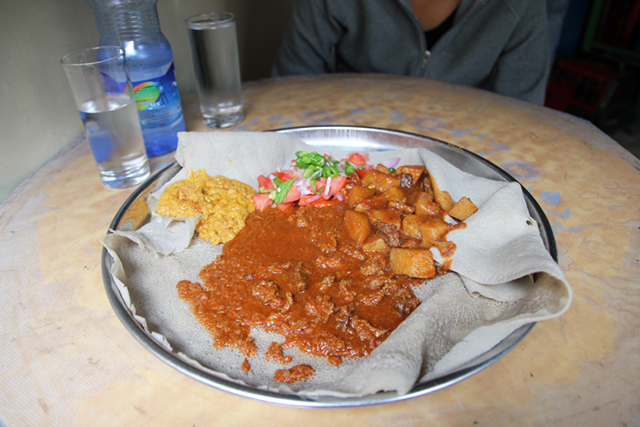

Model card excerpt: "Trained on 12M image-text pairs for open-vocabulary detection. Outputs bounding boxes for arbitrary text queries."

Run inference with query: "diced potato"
[374,163,391,174]
[401,214,428,239]
[389,248,436,279]
[448,197,478,221]
[361,170,402,192]
[415,196,444,217]
[394,165,426,185]
[407,191,431,208]
[419,218,450,246]
[353,195,388,212]
[362,235,390,252]
[434,189,455,212]
[344,210,371,246]
[348,185,375,208]
[368,209,402,229]
[430,176,455,212]
[388,200,414,215]
[400,238,422,249]
[383,186,406,202]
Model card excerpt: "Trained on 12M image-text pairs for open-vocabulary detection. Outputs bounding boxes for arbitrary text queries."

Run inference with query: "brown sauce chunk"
[274,365,315,384]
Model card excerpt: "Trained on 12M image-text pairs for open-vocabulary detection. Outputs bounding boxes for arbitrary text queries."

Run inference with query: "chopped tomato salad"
[252,151,374,210]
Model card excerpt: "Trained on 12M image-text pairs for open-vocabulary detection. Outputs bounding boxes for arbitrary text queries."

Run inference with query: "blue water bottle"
[86,0,186,157]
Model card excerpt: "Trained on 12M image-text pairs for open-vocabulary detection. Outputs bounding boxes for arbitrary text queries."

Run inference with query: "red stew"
[177,164,465,383]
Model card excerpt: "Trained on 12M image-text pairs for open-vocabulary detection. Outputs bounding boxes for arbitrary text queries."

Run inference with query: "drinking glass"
[186,12,244,128]
[61,46,150,189]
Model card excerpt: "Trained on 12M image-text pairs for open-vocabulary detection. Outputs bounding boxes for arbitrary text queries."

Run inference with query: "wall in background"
[0,0,98,204]
[0,0,295,204]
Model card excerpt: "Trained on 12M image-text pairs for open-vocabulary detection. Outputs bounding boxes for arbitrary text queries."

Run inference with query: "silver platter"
[102,126,554,407]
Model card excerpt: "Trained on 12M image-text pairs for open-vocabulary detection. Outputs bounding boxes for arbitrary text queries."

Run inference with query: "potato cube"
[408,190,431,207]
[430,177,455,212]
[383,186,406,202]
[401,214,428,239]
[344,210,371,246]
[362,235,390,252]
[394,165,426,185]
[353,195,388,212]
[375,163,392,174]
[434,189,455,212]
[348,185,375,208]
[419,218,450,246]
[388,200,415,215]
[361,170,402,192]
[448,197,478,221]
[368,209,402,229]
[389,248,436,279]
[415,196,444,217]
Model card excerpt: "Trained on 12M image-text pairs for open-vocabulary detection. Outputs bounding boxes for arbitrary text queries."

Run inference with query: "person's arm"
[488,0,551,105]
[272,0,351,76]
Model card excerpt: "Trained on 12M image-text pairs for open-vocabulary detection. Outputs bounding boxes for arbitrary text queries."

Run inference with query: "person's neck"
[410,0,461,31]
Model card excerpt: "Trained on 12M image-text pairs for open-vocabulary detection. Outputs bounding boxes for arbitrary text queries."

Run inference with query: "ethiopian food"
[102,131,572,399]
[177,151,475,380]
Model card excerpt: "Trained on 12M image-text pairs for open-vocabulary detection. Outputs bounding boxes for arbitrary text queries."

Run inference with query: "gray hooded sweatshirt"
[272,0,550,105]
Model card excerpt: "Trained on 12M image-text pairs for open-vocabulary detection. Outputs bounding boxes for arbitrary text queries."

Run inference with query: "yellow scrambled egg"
[157,169,256,245]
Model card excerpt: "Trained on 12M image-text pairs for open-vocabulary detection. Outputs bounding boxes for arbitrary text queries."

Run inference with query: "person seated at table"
[272,0,550,105]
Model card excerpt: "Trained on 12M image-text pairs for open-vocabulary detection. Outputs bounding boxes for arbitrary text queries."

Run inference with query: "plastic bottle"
[86,0,186,157]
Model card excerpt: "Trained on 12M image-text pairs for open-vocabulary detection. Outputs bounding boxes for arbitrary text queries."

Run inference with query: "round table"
[2,74,638,425]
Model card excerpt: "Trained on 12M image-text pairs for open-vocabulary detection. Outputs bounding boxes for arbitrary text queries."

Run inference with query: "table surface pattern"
[1,74,638,426]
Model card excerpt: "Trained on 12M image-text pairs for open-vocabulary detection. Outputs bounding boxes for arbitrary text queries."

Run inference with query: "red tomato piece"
[273,171,296,181]
[314,177,327,192]
[355,165,373,179]
[347,152,368,167]
[257,175,275,190]
[282,186,301,203]
[329,176,347,196]
[275,202,295,211]
[252,193,273,210]
[299,194,322,205]
[309,199,342,208]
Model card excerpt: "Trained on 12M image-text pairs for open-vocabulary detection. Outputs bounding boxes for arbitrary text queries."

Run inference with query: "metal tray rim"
[101,125,552,407]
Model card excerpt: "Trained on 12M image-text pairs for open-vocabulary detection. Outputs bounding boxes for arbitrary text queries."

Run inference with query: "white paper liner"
[101,131,572,399]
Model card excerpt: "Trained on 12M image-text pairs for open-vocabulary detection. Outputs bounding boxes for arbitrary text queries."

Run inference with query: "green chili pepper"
[296,151,326,169]
[344,161,356,176]
[302,164,319,179]
[295,151,310,168]
[310,152,326,166]
[271,178,296,204]
[296,150,362,183]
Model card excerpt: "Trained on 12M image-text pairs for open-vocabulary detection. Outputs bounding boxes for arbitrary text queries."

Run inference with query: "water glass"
[61,46,150,189]
[186,12,244,128]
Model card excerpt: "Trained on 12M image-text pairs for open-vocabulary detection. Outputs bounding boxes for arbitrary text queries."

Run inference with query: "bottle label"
[129,63,181,112]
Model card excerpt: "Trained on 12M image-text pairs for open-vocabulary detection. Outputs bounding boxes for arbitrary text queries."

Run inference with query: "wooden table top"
[1,74,638,426]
